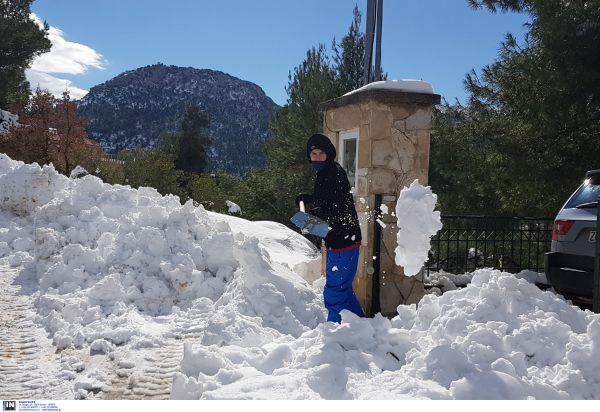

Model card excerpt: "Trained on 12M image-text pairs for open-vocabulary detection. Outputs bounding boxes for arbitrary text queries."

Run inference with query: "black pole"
[363,0,376,86]
[370,194,382,317]
[374,0,383,81]
[594,195,600,313]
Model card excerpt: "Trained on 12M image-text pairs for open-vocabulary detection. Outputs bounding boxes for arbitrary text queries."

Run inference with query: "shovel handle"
[299,200,305,212]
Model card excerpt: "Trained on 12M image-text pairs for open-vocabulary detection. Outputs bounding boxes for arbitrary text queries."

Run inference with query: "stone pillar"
[319,87,440,317]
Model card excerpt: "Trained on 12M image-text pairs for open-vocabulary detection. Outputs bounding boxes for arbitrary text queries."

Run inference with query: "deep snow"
[1,153,600,400]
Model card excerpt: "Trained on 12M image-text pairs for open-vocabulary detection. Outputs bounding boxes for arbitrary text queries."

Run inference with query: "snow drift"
[3,153,600,400]
[0,154,325,355]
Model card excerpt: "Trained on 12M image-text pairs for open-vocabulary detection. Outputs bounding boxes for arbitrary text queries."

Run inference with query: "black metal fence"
[426,216,554,275]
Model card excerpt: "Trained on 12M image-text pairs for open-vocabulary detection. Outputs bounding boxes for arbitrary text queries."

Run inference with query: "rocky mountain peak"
[79,63,280,175]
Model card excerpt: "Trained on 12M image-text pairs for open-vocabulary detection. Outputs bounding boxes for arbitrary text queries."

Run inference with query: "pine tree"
[176,101,212,175]
[430,0,600,216]
[156,101,212,176]
[332,5,366,93]
[0,0,52,109]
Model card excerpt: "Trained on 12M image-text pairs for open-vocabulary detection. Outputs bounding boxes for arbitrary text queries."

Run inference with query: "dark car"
[545,169,600,301]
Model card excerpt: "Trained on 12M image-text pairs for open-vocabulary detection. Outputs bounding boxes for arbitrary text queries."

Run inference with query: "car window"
[565,183,600,208]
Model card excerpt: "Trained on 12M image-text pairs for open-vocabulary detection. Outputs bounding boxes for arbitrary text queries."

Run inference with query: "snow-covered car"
[545,169,600,300]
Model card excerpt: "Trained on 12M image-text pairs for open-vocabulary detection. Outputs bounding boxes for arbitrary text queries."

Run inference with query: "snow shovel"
[290,201,330,238]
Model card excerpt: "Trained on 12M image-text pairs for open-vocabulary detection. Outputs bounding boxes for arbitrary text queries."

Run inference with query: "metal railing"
[426,216,554,275]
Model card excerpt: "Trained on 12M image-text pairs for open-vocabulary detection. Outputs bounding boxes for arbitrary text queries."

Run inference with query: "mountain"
[77,63,280,175]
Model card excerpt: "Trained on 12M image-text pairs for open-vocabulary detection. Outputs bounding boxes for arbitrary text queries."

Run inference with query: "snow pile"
[225,200,241,214]
[344,80,435,96]
[395,179,442,276]
[172,268,600,400]
[0,154,325,355]
[6,153,600,400]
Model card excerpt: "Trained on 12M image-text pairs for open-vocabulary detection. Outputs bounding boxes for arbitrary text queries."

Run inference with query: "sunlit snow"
[1,154,599,400]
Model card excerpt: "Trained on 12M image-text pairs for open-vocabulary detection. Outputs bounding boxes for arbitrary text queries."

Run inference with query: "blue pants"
[324,247,365,323]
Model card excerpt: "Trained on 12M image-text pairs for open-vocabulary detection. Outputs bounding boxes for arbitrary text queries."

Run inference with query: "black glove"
[309,206,324,220]
[295,193,313,208]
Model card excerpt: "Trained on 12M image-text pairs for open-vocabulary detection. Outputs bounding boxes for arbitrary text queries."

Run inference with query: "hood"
[306,133,336,164]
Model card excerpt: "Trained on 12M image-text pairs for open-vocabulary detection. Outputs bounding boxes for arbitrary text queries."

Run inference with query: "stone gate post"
[318,81,441,317]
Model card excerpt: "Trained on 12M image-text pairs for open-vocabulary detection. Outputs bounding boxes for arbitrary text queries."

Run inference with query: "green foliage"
[174,101,212,175]
[430,0,600,217]
[186,173,247,214]
[0,0,51,109]
[155,100,213,176]
[118,147,186,198]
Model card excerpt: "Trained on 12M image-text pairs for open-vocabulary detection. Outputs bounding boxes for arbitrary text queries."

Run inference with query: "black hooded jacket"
[304,133,362,250]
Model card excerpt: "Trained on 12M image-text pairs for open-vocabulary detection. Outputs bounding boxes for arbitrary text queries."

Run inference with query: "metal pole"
[593,195,600,312]
[363,0,376,86]
[371,194,382,317]
[374,0,383,81]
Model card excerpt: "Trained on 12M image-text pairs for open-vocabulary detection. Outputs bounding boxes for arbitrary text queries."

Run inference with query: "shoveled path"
[0,266,72,399]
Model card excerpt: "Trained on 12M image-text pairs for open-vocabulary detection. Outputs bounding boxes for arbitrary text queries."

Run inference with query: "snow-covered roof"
[344,79,435,96]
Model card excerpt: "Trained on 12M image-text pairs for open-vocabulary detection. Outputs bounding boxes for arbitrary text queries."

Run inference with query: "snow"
[225,200,241,214]
[2,153,600,400]
[343,79,435,96]
[395,179,443,276]
[0,109,19,135]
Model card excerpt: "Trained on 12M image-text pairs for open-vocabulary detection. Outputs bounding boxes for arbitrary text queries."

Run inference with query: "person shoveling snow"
[292,133,364,323]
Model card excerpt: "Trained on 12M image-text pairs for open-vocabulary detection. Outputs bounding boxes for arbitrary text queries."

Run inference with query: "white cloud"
[26,14,106,98]
[26,70,89,100]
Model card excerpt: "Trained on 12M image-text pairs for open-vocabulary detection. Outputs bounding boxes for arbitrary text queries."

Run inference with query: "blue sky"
[28,0,528,106]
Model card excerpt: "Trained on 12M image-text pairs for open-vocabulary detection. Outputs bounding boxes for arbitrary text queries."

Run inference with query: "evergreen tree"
[430,0,600,216]
[176,101,212,175]
[333,5,387,94]
[332,5,366,93]
[0,0,51,109]
[157,101,212,176]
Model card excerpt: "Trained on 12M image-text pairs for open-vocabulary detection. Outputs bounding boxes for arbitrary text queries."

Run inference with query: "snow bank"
[395,180,442,276]
[344,80,435,96]
[0,154,325,356]
[172,268,600,400]
[6,153,600,400]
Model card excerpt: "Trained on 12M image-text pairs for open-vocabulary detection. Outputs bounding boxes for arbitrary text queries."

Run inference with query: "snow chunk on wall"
[395,179,442,276]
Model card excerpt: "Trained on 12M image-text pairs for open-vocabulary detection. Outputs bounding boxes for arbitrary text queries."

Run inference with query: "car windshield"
[565,182,600,208]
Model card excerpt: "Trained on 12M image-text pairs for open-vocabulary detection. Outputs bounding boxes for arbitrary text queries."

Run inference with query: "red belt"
[328,241,361,252]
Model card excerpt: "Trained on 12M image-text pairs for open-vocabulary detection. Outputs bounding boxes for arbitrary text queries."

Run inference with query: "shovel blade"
[291,212,330,238]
